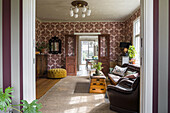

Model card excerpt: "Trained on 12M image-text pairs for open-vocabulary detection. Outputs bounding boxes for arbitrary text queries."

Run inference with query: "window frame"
[133,17,141,64]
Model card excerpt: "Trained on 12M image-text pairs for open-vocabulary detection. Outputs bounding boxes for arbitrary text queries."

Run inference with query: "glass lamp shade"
[82,6,87,13]
[74,6,79,13]
[74,14,78,18]
[82,13,86,18]
[87,9,91,16]
[70,9,74,17]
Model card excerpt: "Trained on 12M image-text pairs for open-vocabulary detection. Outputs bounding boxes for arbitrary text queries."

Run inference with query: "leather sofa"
[108,64,140,85]
[107,64,140,113]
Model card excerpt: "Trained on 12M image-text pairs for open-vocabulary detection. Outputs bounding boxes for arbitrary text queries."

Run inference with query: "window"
[133,17,140,64]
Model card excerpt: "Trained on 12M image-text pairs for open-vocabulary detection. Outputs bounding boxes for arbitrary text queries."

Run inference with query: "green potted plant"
[128,45,137,64]
[0,87,42,113]
[92,62,103,76]
[36,42,48,54]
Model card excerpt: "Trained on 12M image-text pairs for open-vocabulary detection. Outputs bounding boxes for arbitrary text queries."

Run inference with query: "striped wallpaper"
[0,0,23,107]
[0,0,2,89]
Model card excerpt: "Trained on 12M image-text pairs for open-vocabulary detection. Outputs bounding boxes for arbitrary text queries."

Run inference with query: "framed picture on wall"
[49,36,62,54]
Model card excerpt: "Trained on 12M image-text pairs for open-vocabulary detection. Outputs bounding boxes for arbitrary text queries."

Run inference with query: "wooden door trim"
[65,35,77,76]
[98,34,110,76]
[98,34,110,60]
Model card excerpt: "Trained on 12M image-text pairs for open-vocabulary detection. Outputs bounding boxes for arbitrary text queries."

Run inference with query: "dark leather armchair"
[107,76,140,113]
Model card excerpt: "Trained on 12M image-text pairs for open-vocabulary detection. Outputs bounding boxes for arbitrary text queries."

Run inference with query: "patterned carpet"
[38,76,117,113]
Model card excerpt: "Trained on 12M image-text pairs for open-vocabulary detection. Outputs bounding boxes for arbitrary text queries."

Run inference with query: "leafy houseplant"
[0,87,42,113]
[92,62,103,76]
[128,45,137,59]
[36,42,48,54]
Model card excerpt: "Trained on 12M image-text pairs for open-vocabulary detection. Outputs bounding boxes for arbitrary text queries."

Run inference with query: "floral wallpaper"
[36,8,140,69]
[125,9,140,42]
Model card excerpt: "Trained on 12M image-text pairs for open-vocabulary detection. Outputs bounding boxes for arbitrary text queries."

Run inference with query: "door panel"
[65,35,77,76]
[98,34,110,76]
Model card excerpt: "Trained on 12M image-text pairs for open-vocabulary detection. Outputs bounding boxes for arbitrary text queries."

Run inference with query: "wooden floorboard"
[36,78,60,99]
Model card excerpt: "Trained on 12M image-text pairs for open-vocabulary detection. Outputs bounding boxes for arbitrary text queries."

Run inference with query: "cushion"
[112,65,128,76]
[125,73,139,79]
[125,71,137,75]
[108,74,121,85]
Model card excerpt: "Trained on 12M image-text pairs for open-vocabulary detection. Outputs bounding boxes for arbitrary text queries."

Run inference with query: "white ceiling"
[36,0,140,22]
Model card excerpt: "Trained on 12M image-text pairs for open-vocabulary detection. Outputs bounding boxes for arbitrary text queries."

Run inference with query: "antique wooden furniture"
[98,34,110,76]
[89,72,106,93]
[117,56,129,66]
[65,35,77,76]
[36,54,48,78]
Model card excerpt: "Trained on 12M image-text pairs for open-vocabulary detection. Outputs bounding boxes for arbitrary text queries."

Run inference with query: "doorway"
[77,36,98,76]
[22,0,155,112]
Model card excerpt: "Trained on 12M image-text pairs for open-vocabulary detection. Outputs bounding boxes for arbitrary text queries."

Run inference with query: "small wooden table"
[89,73,106,94]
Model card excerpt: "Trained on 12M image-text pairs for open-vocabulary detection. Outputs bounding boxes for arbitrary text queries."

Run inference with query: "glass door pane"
[81,41,95,64]
[88,41,94,58]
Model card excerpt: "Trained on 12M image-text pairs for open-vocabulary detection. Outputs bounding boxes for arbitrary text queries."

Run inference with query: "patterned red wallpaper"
[125,9,140,42]
[36,8,140,70]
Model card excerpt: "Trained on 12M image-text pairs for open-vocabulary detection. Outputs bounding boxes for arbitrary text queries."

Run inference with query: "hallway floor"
[77,65,91,76]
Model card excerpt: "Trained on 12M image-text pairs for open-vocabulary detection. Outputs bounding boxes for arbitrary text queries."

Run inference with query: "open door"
[65,35,77,76]
[98,34,110,76]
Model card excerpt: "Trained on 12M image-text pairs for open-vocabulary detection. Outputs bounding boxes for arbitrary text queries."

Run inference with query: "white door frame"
[22,0,154,112]
[23,0,36,103]
[140,0,153,113]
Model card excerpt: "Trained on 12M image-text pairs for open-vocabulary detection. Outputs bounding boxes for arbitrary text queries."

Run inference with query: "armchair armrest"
[107,85,133,94]
[118,79,134,88]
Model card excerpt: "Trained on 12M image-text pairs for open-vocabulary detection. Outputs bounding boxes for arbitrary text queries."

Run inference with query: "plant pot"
[94,69,100,76]
[36,51,40,54]
[132,61,135,64]
[41,49,45,54]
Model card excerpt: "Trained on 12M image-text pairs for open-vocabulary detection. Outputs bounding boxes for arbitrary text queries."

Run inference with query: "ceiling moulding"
[36,18,42,22]
[36,18,126,23]
[124,6,140,21]
[74,33,101,35]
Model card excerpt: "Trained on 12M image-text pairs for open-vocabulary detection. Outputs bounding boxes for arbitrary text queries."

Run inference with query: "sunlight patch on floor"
[69,96,87,104]
[94,94,105,100]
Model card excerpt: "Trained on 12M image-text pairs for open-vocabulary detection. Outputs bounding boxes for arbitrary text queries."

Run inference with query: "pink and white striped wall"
[0,0,27,108]
[0,0,36,107]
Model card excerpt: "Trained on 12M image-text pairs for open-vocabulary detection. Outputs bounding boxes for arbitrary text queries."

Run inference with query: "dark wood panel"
[65,35,77,76]
[98,34,110,76]
[36,54,48,78]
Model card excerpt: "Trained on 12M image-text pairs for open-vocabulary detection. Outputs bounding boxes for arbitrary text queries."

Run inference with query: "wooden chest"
[89,76,106,94]
[36,54,48,78]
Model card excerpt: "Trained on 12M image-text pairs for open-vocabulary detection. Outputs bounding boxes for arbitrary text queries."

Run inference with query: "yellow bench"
[48,68,67,78]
